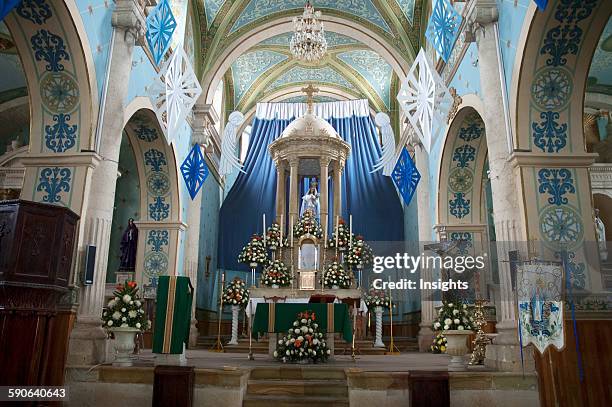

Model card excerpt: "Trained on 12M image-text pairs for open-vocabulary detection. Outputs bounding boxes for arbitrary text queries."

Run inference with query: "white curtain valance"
[255,99,370,120]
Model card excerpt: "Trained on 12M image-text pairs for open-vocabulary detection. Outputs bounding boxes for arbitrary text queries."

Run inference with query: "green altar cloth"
[252,303,352,343]
[153,276,193,354]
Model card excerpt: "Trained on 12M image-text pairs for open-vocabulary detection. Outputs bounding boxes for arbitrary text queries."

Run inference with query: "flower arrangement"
[430,333,447,354]
[327,218,353,250]
[274,310,330,363]
[102,281,150,330]
[265,223,285,250]
[238,234,268,267]
[222,277,250,307]
[363,288,391,309]
[344,236,373,268]
[261,260,292,287]
[293,210,323,239]
[432,301,474,331]
[322,261,352,289]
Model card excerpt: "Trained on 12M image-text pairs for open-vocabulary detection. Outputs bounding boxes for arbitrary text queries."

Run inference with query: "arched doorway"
[437,105,491,300]
[111,106,183,288]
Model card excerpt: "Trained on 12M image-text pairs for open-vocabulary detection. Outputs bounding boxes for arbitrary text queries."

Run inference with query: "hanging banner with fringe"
[516,261,564,353]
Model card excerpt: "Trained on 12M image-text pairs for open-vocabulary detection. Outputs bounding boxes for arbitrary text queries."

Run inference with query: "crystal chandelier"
[290,1,328,63]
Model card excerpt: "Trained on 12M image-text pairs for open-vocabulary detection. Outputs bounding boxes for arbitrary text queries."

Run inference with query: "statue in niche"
[595,209,607,261]
[300,180,320,219]
[119,218,139,271]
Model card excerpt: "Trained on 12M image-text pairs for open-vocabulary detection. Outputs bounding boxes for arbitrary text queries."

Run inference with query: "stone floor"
[123,349,483,372]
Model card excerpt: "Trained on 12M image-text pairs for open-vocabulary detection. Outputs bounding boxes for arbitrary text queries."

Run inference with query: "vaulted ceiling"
[195,0,425,115]
[587,16,612,96]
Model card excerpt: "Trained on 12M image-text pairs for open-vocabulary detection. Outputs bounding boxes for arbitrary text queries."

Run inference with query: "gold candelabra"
[468,298,489,365]
[210,272,225,352]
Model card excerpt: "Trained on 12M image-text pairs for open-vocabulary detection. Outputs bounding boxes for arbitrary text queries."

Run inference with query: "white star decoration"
[150,48,202,144]
[397,49,452,153]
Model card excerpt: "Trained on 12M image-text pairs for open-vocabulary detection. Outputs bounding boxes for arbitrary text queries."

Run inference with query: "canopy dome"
[280,112,340,139]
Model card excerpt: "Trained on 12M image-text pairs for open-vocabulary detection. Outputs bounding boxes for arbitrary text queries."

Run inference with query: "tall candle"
[290,215,294,247]
[279,214,284,244]
[349,214,353,248]
[335,215,339,249]
[263,213,266,245]
[324,214,328,248]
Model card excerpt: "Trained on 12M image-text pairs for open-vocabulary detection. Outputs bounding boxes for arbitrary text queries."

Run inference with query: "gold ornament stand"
[210,272,225,352]
[386,292,400,355]
[469,299,489,365]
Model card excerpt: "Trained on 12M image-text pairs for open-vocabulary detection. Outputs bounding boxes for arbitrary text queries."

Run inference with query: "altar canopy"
[218,100,405,271]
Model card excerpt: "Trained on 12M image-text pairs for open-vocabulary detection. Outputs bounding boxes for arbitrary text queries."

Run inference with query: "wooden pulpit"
[0,200,79,386]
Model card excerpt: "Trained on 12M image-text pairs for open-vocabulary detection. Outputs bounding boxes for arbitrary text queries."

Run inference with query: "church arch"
[510,0,611,291]
[116,104,184,286]
[437,104,490,298]
[2,0,97,214]
[200,15,411,106]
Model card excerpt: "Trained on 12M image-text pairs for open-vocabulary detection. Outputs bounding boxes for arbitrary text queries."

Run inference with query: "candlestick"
[280,214,284,243]
[263,214,266,245]
[335,215,339,249]
[324,214,328,248]
[349,214,353,248]
[290,215,294,247]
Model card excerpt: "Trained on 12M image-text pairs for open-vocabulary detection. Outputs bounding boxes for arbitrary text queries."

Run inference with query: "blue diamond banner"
[181,143,209,200]
[146,0,177,66]
[425,0,462,63]
[533,0,548,11]
[0,0,20,22]
[391,148,421,206]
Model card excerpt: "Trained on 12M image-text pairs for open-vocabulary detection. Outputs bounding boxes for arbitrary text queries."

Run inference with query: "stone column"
[319,157,330,231]
[469,1,531,371]
[184,104,218,347]
[288,158,299,222]
[68,0,145,366]
[275,161,287,225]
[333,161,342,218]
[411,135,436,351]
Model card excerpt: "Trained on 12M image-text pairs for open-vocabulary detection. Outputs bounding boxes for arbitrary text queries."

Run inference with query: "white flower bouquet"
[293,211,323,239]
[275,310,330,363]
[261,260,292,287]
[101,281,150,331]
[363,288,391,309]
[327,218,353,251]
[222,277,249,307]
[322,261,352,289]
[238,234,268,266]
[265,222,286,250]
[344,235,373,268]
[432,301,474,331]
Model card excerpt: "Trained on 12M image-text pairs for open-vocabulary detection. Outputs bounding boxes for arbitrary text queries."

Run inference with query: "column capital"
[112,0,146,40]
[470,0,499,26]
[288,157,300,168]
[192,103,219,147]
[275,160,287,172]
[319,156,332,167]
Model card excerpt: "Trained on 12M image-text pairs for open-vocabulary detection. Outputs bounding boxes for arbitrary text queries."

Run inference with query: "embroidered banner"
[517,262,564,353]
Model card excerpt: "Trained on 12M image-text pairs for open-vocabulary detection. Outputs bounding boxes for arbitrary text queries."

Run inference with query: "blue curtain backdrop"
[218,113,404,271]
[217,117,290,271]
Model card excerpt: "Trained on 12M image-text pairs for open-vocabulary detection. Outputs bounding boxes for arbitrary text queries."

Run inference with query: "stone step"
[249,367,346,381]
[243,394,349,407]
[246,379,348,397]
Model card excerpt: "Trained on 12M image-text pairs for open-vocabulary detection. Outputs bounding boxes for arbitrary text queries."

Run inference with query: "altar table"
[252,303,353,343]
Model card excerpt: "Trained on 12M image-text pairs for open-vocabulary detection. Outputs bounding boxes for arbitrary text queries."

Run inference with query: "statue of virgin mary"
[300,180,320,219]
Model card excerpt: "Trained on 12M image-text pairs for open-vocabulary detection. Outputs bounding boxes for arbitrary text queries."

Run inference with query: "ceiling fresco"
[230,0,392,34]
[587,16,612,95]
[195,0,424,114]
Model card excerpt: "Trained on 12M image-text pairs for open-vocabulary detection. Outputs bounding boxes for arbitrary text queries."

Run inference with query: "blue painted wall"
[197,175,222,310]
